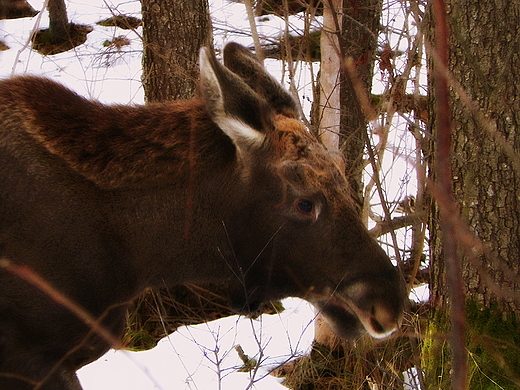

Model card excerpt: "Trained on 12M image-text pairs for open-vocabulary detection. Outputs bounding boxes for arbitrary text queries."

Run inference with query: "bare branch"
[431,0,468,388]
[369,212,427,238]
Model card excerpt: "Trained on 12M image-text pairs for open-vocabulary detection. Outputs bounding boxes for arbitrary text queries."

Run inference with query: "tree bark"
[426,0,520,388]
[339,0,382,198]
[47,0,68,40]
[141,0,212,102]
[318,0,342,151]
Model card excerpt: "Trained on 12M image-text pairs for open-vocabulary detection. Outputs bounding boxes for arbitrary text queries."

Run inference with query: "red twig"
[431,1,468,389]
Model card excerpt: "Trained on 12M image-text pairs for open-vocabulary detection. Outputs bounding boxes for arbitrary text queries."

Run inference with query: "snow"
[77,298,315,390]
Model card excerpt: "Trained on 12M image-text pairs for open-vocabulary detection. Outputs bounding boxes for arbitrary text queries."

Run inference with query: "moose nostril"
[344,281,403,338]
[370,317,386,335]
[368,305,400,338]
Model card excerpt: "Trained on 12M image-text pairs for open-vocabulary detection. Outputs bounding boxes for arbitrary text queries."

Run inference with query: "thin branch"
[431,0,468,388]
[243,0,264,62]
[369,212,427,238]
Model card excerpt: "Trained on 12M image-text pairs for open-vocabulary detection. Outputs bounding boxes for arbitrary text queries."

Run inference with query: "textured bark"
[141,0,212,102]
[427,0,520,388]
[339,0,382,198]
[47,0,68,40]
[318,0,342,151]
[429,0,520,319]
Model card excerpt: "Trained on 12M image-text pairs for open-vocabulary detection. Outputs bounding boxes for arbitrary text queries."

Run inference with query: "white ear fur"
[199,47,265,152]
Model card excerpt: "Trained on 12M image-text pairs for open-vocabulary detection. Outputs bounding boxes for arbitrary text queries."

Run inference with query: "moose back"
[0,43,406,390]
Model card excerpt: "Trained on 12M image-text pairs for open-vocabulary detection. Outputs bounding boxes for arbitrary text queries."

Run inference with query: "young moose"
[0,43,406,389]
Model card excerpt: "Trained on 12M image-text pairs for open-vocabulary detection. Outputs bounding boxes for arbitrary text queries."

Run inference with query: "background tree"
[141,0,212,102]
[426,0,520,388]
[31,0,92,55]
[339,0,383,198]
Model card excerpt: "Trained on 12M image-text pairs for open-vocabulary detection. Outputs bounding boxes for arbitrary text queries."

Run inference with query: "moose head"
[0,43,406,390]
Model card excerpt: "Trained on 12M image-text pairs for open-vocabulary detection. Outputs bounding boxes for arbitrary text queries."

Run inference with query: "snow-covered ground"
[78,298,315,390]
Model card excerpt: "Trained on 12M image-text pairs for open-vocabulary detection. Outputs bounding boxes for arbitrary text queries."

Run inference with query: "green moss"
[466,301,520,389]
[423,301,520,389]
[422,308,452,390]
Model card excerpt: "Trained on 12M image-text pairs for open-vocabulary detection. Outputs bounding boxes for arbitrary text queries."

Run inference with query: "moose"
[0,43,406,389]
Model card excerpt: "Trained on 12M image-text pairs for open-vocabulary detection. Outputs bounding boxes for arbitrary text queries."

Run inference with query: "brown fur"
[1,77,236,188]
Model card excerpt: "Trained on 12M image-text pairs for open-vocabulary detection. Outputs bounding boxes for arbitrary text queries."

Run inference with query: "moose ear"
[223,42,300,118]
[199,46,266,152]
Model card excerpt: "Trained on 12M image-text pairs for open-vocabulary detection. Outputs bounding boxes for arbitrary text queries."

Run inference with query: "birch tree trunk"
[318,0,342,152]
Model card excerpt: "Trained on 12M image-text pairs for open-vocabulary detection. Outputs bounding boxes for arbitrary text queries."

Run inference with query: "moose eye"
[290,198,320,222]
[296,199,314,214]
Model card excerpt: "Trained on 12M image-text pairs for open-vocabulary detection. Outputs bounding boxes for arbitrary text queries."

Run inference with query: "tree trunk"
[47,0,68,41]
[141,0,212,102]
[426,0,520,388]
[318,0,342,151]
[339,0,382,199]
[30,0,91,55]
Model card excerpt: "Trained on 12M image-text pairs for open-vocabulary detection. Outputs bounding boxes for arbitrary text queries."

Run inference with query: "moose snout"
[342,278,406,339]
[355,299,403,339]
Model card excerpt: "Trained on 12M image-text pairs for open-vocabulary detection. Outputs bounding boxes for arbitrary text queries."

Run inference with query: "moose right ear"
[223,42,300,118]
[199,46,266,154]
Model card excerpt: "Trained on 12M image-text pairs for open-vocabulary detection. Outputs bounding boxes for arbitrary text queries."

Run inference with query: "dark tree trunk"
[30,0,91,55]
[339,0,382,199]
[141,0,212,102]
[47,0,68,40]
[426,0,520,388]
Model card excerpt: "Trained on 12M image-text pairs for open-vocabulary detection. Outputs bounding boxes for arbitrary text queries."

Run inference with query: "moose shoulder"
[0,43,406,390]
